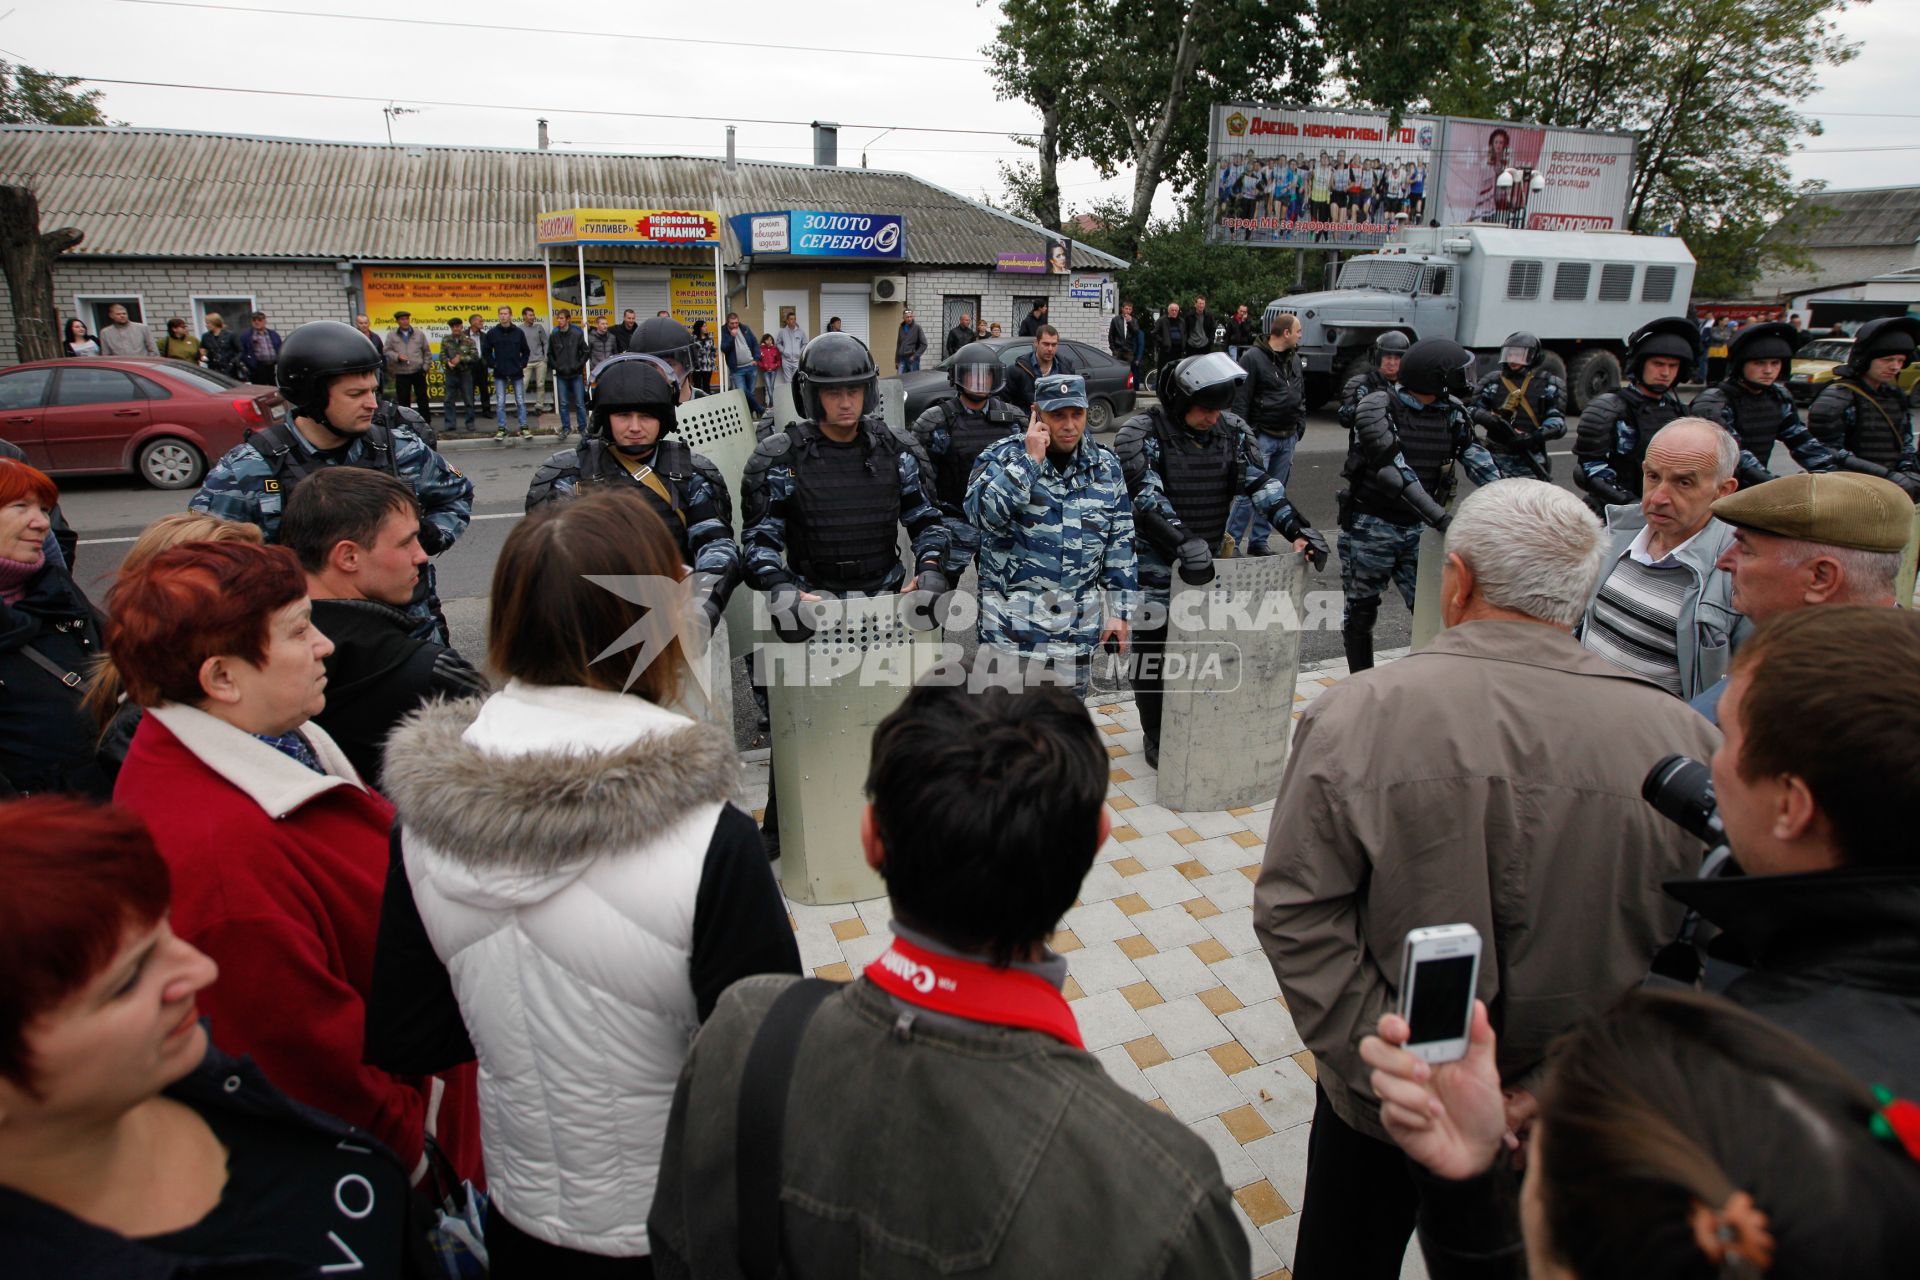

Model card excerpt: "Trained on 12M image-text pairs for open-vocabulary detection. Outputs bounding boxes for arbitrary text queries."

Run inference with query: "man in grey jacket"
[774,312,808,383]
[1578,417,1747,701]
[1257,479,1721,1280]
[518,307,550,414]
[650,676,1246,1279]
[97,303,158,357]
[895,309,928,373]
[382,311,434,420]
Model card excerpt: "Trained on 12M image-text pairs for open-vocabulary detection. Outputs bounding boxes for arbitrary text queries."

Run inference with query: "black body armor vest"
[1154,415,1240,551]
[787,424,903,592]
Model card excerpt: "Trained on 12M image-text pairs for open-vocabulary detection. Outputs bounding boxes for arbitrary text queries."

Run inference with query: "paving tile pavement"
[736,654,1427,1280]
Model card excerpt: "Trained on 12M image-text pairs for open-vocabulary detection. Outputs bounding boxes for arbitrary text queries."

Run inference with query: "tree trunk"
[0,185,83,363]
[1036,101,1064,232]
[1115,0,1208,260]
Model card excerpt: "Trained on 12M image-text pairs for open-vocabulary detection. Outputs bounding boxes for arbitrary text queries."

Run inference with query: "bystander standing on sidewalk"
[158,317,201,364]
[97,303,157,357]
[518,306,550,413]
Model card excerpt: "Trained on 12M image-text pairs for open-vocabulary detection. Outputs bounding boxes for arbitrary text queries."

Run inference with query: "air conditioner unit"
[871,276,908,303]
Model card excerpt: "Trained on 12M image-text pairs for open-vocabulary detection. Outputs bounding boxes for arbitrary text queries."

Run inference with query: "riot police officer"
[1574,317,1696,514]
[1689,321,1839,489]
[1469,331,1565,479]
[1338,330,1409,433]
[629,315,700,401]
[1338,337,1501,672]
[1807,315,1920,501]
[191,319,473,643]
[523,353,743,628]
[741,333,952,855]
[1115,351,1328,767]
[911,341,1024,578]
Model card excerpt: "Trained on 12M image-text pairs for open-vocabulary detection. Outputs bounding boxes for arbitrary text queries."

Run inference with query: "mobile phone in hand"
[1397,924,1482,1064]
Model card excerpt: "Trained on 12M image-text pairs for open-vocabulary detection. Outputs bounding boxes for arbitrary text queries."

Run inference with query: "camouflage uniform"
[1470,366,1567,479]
[1808,372,1920,494]
[965,433,1137,681]
[1690,378,1838,488]
[912,394,1023,577]
[1114,407,1306,606]
[740,417,949,595]
[439,331,480,427]
[524,436,743,583]
[1338,367,1396,433]
[1573,380,1687,513]
[190,422,473,639]
[1338,387,1499,647]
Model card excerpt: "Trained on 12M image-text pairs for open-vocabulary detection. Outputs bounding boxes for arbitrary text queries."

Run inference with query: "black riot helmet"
[1399,338,1476,399]
[1847,315,1920,373]
[632,316,696,388]
[1156,351,1246,419]
[948,341,1006,400]
[587,353,679,436]
[1499,331,1543,369]
[1725,321,1799,377]
[276,320,384,425]
[795,332,879,421]
[1624,316,1701,383]
[1372,330,1411,365]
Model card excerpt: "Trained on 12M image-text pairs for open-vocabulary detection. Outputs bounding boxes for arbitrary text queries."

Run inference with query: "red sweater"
[113,707,482,1185]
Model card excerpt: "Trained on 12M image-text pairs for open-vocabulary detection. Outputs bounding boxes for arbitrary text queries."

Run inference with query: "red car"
[0,357,286,490]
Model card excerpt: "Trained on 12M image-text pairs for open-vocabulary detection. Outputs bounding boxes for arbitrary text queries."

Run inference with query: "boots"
[1341,599,1379,673]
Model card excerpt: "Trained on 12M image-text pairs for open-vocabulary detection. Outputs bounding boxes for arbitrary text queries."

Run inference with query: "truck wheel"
[1539,350,1569,385]
[1332,348,1373,402]
[1566,349,1621,413]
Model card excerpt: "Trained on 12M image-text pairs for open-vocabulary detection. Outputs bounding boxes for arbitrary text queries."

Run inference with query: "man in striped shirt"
[1578,418,1745,699]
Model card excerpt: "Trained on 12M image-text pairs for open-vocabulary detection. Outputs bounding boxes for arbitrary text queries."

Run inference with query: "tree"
[1322,0,1858,296]
[986,0,1321,259]
[0,186,84,362]
[0,62,112,127]
[1074,196,1302,324]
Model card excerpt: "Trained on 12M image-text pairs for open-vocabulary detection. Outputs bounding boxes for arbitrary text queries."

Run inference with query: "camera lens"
[1642,754,1720,844]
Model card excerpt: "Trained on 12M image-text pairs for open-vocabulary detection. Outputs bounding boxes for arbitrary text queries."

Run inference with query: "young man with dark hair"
[649,677,1246,1277]
[1669,606,1920,1094]
[279,466,486,785]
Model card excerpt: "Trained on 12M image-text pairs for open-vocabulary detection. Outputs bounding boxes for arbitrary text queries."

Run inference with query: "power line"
[108,0,993,65]
[57,73,1037,139]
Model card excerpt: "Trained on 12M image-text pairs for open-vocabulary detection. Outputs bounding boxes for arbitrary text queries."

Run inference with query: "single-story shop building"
[0,124,1128,378]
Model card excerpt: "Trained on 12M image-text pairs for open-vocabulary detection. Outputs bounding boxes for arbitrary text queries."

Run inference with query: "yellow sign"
[536,207,723,247]
[550,267,615,326]
[669,270,717,327]
[362,267,549,330]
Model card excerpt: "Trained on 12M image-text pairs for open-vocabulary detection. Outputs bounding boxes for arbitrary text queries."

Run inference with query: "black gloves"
[1734,457,1777,491]
[1470,407,1518,445]
[1577,469,1636,508]
[1298,527,1331,571]
[901,569,952,632]
[1893,470,1920,502]
[767,583,816,643]
[1174,536,1216,586]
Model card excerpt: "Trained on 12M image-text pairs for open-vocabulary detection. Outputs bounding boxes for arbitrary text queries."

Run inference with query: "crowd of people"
[2,297,1918,1278]
[1214,149,1430,239]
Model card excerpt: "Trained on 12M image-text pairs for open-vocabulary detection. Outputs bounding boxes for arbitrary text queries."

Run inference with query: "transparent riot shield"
[1156,551,1308,812]
[1410,525,1447,652]
[878,376,907,433]
[672,387,762,666]
[773,380,800,432]
[763,594,949,904]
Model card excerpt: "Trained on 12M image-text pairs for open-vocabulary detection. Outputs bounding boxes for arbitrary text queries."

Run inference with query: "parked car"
[1786,336,1920,405]
[900,337,1138,431]
[0,357,284,489]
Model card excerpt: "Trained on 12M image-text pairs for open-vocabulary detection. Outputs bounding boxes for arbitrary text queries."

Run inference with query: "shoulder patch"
[263,478,281,493]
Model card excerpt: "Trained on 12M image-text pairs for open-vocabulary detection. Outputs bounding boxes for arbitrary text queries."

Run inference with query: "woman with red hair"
[0,458,106,798]
[106,539,481,1188]
[0,798,429,1277]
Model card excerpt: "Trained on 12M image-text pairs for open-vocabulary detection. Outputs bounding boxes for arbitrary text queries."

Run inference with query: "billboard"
[1434,120,1636,231]
[535,207,722,247]
[1206,105,1441,248]
[1205,105,1635,247]
[733,210,905,259]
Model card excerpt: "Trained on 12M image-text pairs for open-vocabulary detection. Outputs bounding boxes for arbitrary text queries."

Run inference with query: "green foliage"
[1324,0,1859,297]
[0,63,113,127]
[985,0,1320,258]
[1074,197,1304,314]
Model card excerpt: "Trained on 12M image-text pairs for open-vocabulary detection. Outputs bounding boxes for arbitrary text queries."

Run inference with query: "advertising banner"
[1433,120,1635,231]
[1204,105,1636,247]
[668,270,717,326]
[1205,104,1440,248]
[732,211,906,259]
[996,250,1046,273]
[536,207,722,247]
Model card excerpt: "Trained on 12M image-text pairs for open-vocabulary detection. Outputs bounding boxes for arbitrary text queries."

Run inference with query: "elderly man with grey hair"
[1256,477,1722,1279]
[1577,416,1746,700]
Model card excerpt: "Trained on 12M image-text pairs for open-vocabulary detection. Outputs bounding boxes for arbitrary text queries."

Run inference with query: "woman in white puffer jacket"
[378,490,798,1275]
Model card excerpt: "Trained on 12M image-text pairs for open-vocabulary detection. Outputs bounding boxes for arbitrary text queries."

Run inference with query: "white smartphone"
[1397,924,1483,1064]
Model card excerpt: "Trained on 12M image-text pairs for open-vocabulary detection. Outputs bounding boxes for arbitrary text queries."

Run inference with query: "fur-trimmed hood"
[383,683,739,903]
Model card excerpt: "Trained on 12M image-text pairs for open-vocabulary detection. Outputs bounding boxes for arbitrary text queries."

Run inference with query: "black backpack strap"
[244,420,297,477]
[736,978,836,1280]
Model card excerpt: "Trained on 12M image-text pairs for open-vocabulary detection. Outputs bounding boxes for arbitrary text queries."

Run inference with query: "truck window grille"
[1553,263,1591,301]
[1642,266,1677,303]
[1507,261,1542,300]
[1598,264,1635,301]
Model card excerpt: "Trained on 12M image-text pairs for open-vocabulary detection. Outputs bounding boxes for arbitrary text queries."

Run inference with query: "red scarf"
[863,936,1083,1048]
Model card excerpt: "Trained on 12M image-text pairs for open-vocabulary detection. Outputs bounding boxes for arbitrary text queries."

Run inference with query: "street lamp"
[1496,167,1547,227]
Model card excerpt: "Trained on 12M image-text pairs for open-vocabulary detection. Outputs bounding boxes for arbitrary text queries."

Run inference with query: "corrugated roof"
[0,125,1127,270]
[1762,184,1920,251]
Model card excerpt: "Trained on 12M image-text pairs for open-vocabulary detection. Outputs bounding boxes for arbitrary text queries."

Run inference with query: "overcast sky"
[5,0,1911,221]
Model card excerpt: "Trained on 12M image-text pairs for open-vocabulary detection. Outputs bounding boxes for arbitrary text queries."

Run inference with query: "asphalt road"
[54,405,1591,751]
